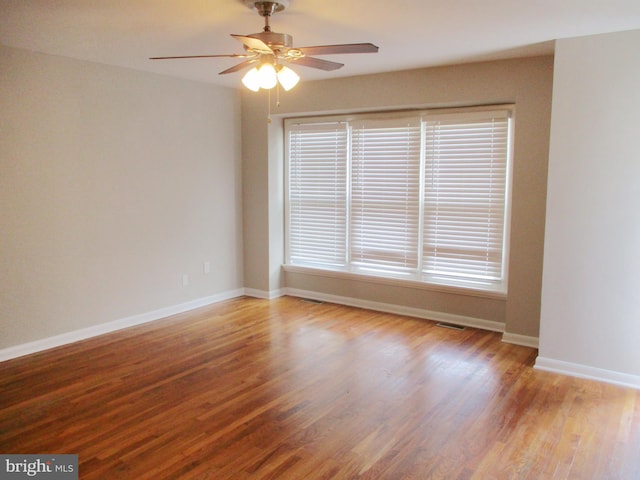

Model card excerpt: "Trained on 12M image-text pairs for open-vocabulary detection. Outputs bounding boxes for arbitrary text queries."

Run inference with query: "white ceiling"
[2,0,640,89]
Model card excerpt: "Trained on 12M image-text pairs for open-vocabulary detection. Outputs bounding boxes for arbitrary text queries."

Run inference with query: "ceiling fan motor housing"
[249,31,294,51]
[244,0,292,52]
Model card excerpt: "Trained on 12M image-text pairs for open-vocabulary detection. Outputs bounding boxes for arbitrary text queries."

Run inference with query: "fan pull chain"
[266,83,283,123]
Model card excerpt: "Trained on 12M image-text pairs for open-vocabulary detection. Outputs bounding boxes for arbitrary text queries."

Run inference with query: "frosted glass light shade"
[277,66,300,91]
[258,63,277,89]
[241,63,300,92]
[241,67,261,92]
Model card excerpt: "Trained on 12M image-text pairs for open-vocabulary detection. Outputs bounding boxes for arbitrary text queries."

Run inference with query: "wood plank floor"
[1,296,639,479]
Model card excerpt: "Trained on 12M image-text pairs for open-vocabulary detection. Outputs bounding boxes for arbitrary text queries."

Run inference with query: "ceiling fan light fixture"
[241,67,261,91]
[242,63,299,92]
[276,65,300,91]
[257,62,277,89]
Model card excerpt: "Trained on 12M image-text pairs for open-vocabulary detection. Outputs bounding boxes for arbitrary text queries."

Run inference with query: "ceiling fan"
[150,0,379,91]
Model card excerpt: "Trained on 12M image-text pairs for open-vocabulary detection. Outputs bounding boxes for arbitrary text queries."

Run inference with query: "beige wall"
[0,45,243,349]
[242,56,553,337]
[539,29,640,381]
[0,47,552,351]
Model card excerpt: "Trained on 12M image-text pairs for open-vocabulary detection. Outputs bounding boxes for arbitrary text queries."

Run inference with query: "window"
[285,106,513,295]
[288,123,348,267]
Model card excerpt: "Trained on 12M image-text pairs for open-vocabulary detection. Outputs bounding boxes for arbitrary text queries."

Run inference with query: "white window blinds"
[287,123,348,267]
[285,107,512,293]
[351,118,422,274]
[423,111,510,285]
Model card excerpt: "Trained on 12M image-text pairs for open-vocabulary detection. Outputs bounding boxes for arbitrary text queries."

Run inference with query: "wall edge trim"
[284,287,505,332]
[0,289,245,362]
[243,288,285,299]
[502,332,539,348]
[534,356,640,390]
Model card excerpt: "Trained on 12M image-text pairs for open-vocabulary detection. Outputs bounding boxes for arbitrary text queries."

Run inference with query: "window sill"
[282,264,507,300]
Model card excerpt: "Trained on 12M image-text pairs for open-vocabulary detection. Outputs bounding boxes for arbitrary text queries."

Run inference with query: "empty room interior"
[1,1,640,478]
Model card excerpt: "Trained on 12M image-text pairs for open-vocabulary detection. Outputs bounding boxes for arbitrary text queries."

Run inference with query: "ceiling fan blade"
[231,34,273,54]
[290,56,344,71]
[297,43,379,56]
[218,58,259,75]
[150,53,252,60]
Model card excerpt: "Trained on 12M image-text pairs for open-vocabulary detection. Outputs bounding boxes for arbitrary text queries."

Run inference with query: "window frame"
[284,105,514,299]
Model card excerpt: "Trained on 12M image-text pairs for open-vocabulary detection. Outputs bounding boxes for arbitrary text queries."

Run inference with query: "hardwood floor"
[1,296,638,479]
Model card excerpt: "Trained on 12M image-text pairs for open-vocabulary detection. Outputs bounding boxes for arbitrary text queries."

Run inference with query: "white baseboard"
[284,287,505,333]
[0,289,245,363]
[1,286,538,364]
[502,332,539,348]
[534,356,640,390]
[243,288,285,300]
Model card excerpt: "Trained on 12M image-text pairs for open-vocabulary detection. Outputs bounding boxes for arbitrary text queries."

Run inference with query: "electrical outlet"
[182,274,189,287]
[203,261,211,274]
